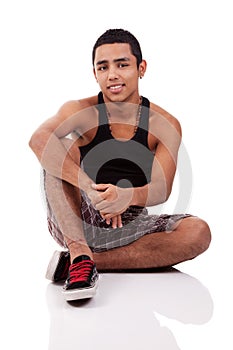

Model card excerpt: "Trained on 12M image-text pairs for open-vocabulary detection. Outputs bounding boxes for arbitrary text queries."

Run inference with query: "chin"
[109,91,129,103]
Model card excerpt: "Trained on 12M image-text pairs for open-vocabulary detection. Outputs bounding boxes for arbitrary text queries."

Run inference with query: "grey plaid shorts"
[47,190,192,252]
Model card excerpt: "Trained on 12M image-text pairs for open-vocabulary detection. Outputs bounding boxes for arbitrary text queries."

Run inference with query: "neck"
[104,97,142,122]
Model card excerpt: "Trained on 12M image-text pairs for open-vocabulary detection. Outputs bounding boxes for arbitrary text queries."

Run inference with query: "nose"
[108,65,119,80]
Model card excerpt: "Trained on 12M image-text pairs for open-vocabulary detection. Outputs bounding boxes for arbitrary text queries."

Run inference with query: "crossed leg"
[44,138,211,269]
[94,216,211,270]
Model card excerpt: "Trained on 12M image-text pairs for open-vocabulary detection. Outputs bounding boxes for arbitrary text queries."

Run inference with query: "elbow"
[148,183,172,207]
[28,133,35,151]
[164,187,172,202]
[29,131,39,153]
[161,186,172,204]
[158,192,170,205]
[28,130,45,160]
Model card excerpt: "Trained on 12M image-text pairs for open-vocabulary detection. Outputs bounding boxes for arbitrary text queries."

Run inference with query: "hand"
[86,185,123,228]
[92,183,134,219]
[86,185,104,207]
[102,213,123,229]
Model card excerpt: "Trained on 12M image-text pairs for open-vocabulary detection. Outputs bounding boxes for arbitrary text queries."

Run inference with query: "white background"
[1,0,232,349]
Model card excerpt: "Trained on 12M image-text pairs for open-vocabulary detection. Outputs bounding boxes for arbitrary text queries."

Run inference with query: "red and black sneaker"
[62,255,99,301]
[45,250,71,282]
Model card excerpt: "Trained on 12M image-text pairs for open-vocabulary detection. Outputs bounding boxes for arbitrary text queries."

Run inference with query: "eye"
[98,65,107,71]
[119,63,129,68]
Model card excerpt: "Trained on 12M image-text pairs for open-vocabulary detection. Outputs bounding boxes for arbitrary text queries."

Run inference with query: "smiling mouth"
[108,84,125,91]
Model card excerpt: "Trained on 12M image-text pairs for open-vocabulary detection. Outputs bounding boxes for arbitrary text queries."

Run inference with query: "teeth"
[110,85,122,90]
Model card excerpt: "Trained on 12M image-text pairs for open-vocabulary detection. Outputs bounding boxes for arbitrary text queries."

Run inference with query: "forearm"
[131,182,168,207]
[29,132,94,192]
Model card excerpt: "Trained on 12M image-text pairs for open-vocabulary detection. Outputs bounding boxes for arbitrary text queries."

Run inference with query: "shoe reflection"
[46,268,213,349]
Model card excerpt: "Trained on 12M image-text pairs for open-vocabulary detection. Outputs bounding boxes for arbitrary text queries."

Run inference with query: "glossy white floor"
[3,226,233,350]
[2,175,232,349]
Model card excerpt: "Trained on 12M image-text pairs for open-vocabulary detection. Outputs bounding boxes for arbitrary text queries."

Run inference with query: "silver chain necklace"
[106,97,142,135]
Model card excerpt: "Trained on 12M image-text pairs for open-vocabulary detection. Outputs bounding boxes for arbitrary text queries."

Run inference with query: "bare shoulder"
[149,101,182,136]
[57,95,99,119]
[34,95,99,138]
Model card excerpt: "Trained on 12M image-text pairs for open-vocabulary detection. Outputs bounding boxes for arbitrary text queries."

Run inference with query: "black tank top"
[79,92,154,188]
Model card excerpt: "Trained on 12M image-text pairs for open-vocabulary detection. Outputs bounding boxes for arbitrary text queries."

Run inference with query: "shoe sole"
[45,250,69,281]
[62,280,99,301]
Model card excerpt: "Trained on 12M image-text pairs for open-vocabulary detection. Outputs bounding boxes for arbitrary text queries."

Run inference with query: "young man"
[29,29,211,301]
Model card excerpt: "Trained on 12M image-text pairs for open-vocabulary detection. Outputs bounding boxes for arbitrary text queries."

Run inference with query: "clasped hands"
[87,183,134,229]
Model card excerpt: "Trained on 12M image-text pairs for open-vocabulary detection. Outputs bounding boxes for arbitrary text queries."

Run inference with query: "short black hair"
[92,29,142,68]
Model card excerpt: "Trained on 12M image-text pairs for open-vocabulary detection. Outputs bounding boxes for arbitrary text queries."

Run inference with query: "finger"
[117,215,123,228]
[100,211,110,225]
[111,216,117,229]
[101,211,114,221]
[92,183,110,191]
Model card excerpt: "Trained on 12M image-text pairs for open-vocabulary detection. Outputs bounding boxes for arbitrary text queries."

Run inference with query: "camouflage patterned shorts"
[47,190,192,253]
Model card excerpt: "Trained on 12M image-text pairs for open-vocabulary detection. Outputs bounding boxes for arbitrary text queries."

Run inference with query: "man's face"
[93,43,145,103]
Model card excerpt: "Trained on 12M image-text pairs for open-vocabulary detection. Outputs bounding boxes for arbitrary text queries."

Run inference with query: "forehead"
[94,43,135,64]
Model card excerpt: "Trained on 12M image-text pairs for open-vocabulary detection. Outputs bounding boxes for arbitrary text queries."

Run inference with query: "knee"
[189,217,212,254]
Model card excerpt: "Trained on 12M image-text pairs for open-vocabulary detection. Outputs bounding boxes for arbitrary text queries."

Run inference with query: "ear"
[139,59,147,79]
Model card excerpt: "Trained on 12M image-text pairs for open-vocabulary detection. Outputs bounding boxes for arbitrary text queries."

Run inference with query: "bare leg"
[93,217,211,270]
[44,138,211,269]
[44,139,93,262]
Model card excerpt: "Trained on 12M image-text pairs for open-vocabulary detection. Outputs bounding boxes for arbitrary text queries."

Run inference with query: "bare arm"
[135,111,182,207]
[29,98,123,228]
[29,100,94,192]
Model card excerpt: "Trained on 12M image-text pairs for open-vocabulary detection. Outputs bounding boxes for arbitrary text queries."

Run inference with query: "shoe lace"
[69,261,94,283]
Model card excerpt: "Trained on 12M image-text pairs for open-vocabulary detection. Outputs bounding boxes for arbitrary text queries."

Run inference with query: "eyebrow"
[96,57,130,66]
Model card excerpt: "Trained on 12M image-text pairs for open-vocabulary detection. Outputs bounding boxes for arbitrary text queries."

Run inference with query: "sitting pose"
[29,29,211,301]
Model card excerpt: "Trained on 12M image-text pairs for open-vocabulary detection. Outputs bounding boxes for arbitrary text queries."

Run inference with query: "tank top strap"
[139,96,150,131]
[98,91,104,104]
[131,95,150,146]
[96,91,108,125]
